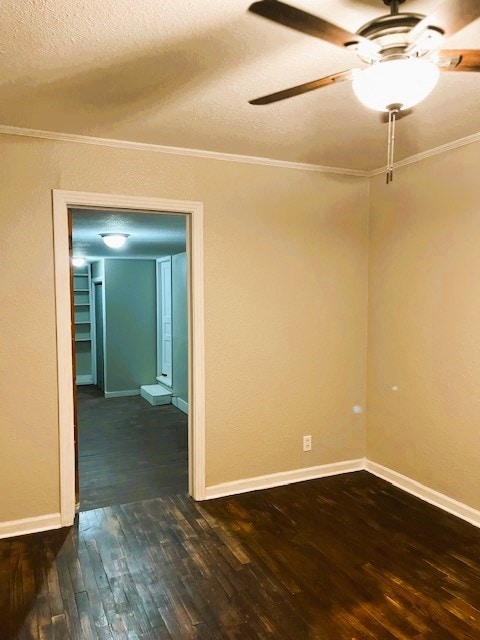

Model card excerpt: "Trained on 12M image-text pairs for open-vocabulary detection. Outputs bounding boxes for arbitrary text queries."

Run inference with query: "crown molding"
[368,130,480,177]
[0,124,368,177]
[2,123,478,179]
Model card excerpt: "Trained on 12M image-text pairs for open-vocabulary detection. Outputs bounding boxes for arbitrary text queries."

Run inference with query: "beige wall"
[3,129,479,525]
[368,141,480,510]
[0,134,369,522]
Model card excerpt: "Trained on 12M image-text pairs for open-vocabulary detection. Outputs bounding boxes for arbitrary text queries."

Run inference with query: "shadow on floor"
[0,526,71,640]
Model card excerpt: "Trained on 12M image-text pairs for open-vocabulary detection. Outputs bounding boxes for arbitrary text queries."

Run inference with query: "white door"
[157,258,172,387]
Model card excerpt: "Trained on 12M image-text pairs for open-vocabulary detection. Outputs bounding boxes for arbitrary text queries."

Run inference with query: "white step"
[140,384,172,406]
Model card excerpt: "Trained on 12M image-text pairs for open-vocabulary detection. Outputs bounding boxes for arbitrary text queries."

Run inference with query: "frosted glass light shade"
[101,233,129,249]
[352,58,440,112]
[72,257,86,267]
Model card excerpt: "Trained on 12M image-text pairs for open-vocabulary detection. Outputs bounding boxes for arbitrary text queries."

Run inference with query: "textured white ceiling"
[72,209,186,258]
[0,0,479,170]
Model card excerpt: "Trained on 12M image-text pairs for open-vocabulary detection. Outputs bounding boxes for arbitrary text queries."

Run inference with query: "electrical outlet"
[303,435,312,452]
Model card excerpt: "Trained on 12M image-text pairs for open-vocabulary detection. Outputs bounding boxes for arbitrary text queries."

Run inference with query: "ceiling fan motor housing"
[353,12,443,62]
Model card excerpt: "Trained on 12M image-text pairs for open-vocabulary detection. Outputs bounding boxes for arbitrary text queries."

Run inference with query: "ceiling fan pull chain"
[386,104,401,184]
[386,108,392,184]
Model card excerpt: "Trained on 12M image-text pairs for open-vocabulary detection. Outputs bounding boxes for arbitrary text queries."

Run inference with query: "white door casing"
[157,257,173,387]
[52,190,206,526]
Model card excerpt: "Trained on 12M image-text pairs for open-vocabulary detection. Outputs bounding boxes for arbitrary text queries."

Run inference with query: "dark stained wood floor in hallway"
[78,385,188,511]
[2,472,480,639]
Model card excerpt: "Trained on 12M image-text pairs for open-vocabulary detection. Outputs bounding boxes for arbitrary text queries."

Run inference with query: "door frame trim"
[52,190,206,526]
[156,256,173,388]
[91,276,105,389]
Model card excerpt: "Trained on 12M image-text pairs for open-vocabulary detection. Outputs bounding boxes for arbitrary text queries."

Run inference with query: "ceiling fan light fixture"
[352,57,440,112]
[100,233,129,249]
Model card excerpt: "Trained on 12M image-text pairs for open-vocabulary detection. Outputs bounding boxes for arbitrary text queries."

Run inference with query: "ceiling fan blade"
[249,69,354,105]
[409,0,480,42]
[436,49,480,72]
[248,0,364,48]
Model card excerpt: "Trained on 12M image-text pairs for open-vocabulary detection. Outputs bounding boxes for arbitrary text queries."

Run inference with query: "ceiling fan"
[248,0,480,182]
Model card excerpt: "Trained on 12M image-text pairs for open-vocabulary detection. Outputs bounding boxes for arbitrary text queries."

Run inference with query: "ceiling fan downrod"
[386,103,401,184]
[383,0,406,17]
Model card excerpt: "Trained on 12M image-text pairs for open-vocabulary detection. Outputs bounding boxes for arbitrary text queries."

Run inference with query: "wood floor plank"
[2,472,480,638]
[77,385,187,511]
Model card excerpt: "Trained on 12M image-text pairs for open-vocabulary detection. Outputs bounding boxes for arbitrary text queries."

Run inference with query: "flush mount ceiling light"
[100,233,129,249]
[247,0,480,183]
[72,257,86,267]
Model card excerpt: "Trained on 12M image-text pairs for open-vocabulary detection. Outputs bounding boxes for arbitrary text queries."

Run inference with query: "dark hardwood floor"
[2,471,480,639]
[78,385,188,511]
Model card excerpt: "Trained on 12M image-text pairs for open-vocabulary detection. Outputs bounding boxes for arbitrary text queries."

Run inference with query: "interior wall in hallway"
[172,251,188,406]
[104,259,156,393]
[91,259,104,280]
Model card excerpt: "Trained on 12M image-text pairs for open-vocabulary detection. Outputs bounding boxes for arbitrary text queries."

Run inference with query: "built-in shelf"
[73,263,94,385]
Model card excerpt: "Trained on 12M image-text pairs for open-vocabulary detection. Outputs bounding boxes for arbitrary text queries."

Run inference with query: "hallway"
[78,386,188,510]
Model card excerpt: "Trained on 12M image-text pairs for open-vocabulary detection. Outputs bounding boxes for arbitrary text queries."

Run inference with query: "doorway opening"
[53,191,205,526]
[71,208,190,511]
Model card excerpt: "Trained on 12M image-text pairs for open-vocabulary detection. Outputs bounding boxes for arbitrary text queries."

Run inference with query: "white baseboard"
[205,457,480,529]
[205,458,364,500]
[0,513,62,540]
[365,460,480,529]
[172,396,188,414]
[2,461,478,538]
[76,375,94,385]
[104,389,140,398]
